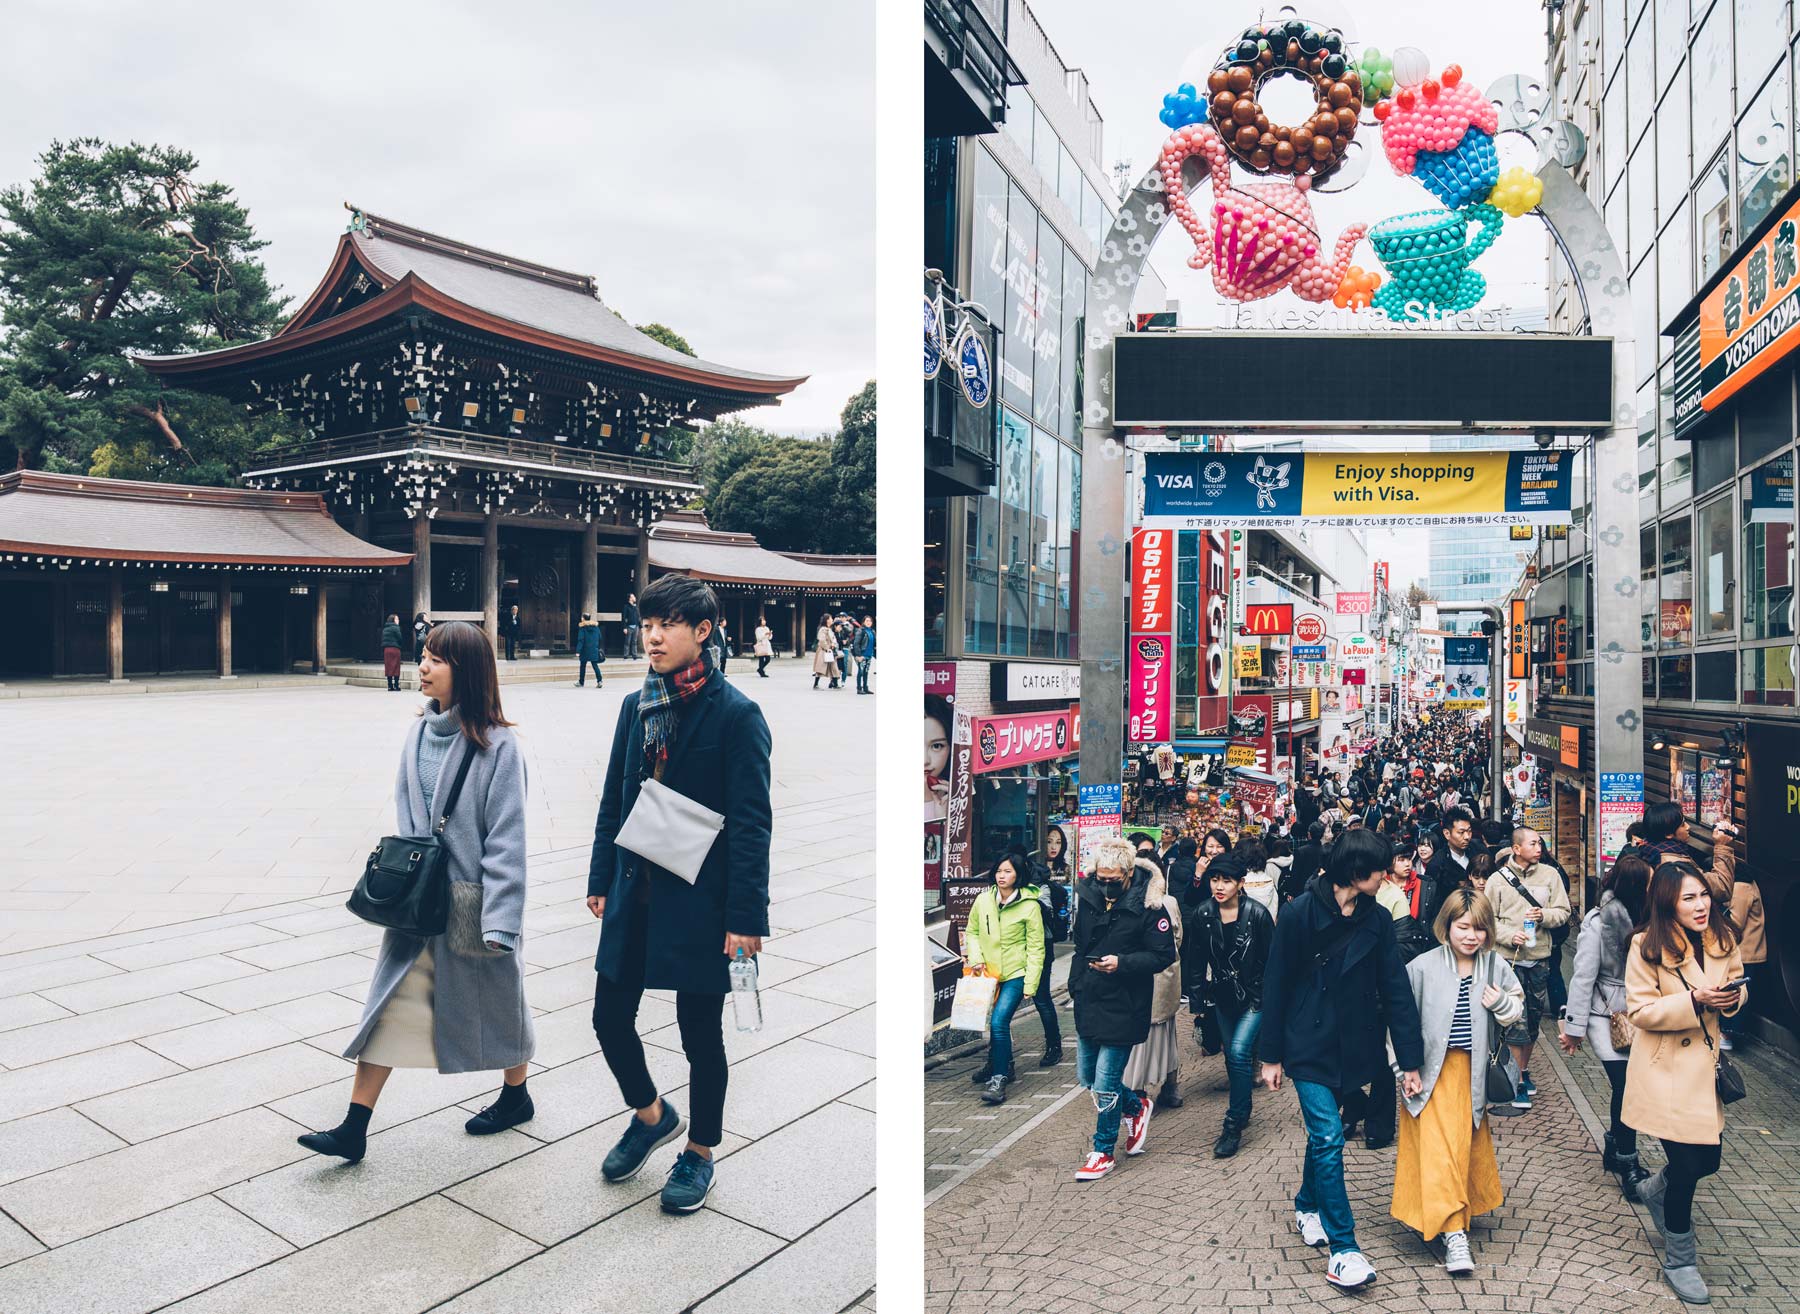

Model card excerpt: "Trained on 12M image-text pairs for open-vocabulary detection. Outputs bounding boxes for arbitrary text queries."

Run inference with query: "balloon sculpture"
[1159,124,1369,302]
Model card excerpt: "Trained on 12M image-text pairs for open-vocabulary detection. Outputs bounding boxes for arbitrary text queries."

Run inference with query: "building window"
[1028,424,1058,657]
[1056,441,1077,657]
[1738,59,1793,240]
[1627,7,1653,151]
[1742,454,1796,642]
[1742,643,1798,704]
[964,485,999,653]
[1659,198,1693,315]
[968,146,1008,327]
[1696,148,1734,280]
[999,407,1031,653]
[1629,140,1656,266]
[926,498,948,657]
[1660,653,1694,699]
[1640,523,1659,654]
[1002,181,1039,410]
[1603,82,1627,191]
[1698,494,1737,638]
[1692,2,1734,165]
[1661,514,1694,648]
[1737,0,1789,93]
[1059,251,1084,444]
[1175,532,1199,733]
[1057,143,1082,217]
[1032,219,1065,434]
[1695,648,1737,700]
[1081,179,1107,248]
[1002,88,1034,160]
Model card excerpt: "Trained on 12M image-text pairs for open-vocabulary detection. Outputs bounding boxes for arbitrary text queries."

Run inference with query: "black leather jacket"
[1189,895,1275,1012]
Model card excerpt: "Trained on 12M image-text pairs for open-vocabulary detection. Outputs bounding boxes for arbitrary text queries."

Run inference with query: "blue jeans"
[986,976,1025,1075]
[1215,1002,1263,1128]
[1292,1078,1359,1254]
[1076,1037,1142,1155]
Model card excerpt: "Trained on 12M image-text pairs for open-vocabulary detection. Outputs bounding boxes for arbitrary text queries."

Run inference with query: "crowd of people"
[957,710,1762,1302]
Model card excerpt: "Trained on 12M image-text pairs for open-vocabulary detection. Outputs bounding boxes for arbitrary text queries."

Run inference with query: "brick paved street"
[926,996,1699,1312]
[0,663,874,1313]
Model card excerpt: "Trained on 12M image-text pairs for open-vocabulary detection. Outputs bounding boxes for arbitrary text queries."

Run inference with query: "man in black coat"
[1067,838,1177,1182]
[1286,820,1327,905]
[1422,804,1484,930]
[586,574,772,1215]
[1258,828,1424,1291]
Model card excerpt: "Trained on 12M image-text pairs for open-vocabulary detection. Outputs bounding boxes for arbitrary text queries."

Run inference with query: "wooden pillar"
[581,521,599,618]
[791,602,804,658]
[107,567,124,682]
[481,510,500,646]
[217,573,235,679]
[412,512,432,623]
[634,529,650,593]
[51,576,67,676]
[312,580,328,674]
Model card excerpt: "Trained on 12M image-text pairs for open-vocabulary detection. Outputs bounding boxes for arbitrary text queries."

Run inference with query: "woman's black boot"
[298,1101,372,1163]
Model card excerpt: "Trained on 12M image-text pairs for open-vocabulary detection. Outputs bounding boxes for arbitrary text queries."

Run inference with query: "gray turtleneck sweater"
[420,704,515,952]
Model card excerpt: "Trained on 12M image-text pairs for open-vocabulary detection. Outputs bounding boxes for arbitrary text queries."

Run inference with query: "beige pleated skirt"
[360,943,439,1068]
[1122,1018,1180,1092]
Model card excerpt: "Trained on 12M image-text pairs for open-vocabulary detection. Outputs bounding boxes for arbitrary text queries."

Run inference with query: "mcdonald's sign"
[1509,598,1529,679]
[1242,603,1294,637]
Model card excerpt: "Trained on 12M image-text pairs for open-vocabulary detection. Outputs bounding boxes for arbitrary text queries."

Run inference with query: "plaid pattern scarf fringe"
[639,648,714,777]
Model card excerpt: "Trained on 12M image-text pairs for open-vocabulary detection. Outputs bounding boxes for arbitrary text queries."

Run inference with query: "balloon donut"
[1204,18,1363,179]
[1158,124,1368,303]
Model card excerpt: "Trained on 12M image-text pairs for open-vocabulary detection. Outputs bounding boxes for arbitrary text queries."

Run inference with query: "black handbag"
[1674,964,1748,1105]
[347,745,477,937]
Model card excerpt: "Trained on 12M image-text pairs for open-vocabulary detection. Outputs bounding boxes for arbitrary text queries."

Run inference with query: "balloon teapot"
[1159,124,1369,304]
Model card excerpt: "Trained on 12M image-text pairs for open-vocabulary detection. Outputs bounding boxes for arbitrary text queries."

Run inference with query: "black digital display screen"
[1111,333,1614,431]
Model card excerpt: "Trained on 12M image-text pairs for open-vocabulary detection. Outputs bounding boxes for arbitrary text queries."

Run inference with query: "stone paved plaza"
[925,994,1800,1312]
[0,660,875,1312]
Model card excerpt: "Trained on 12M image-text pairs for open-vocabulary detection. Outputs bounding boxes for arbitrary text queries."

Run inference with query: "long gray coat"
[1389,945,1524,1129]
[343,720,536,1074]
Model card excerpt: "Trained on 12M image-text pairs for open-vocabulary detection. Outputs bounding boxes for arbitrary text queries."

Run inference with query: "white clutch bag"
[615,776,725,885]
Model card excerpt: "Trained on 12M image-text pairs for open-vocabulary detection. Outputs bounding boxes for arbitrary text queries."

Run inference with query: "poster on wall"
[1747,720,1800,849]
[1598,772,1645,865]
[939,706,980,944]
[1699,766,1729,826]
[1229,767,1284,824]
[1443,637,1491,710]
[1749,452,1795,523]
[1226,694,1274,770]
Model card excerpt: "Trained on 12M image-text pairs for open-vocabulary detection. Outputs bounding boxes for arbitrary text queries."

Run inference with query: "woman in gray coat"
[299,621,536,1163]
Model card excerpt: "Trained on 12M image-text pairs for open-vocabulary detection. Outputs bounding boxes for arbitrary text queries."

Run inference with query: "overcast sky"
[1026,0,1553,581]
[1,0,872,435]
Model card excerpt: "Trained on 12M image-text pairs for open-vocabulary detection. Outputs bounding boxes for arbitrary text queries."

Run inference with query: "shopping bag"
[950,972,998,1033]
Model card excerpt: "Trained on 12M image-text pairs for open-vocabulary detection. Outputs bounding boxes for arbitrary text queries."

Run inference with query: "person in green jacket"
[964,847,1047,1107]
[379,614,405,692]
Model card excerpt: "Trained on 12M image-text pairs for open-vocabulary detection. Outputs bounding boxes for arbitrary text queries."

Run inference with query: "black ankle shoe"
[465,1089,534,1135]
[1213,1121,1242,1158]
[1039,1046,1064,1069]
[297,1126,366,1163]
[1616,1155,1649,1201]
[1364,1134,1393,1151]
[971,1062,993,1085]
[1602,1132,1626,1175]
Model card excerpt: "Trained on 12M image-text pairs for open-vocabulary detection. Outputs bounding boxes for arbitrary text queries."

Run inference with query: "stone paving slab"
[0,1107,128,1188]
[0,1043,183,1122]
[709,1101,875,1239]
[159,1195,540,1314]
[0,993,226,1068]
[73,1041,347,1142]
[694,1191,877,1314]
[0,994,73,1036]
[719,1037,876,1139]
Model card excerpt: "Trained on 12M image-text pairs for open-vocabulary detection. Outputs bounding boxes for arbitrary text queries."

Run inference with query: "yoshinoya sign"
[991,661,1081,703]
[1671,177,1800,438]
[1142,451,1574,528]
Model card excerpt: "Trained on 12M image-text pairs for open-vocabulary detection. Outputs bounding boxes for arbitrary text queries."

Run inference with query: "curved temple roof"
[138,207,806,403]
[0,471,413,569]
[648,514,874,593]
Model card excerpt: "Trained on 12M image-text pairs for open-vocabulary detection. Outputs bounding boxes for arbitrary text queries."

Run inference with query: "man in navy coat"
[587,574,772,1215]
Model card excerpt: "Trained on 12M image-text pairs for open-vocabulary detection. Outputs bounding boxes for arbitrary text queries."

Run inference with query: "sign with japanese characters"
[1335,592,1373,615]
[1443,636,1491,710]
[1234,644,1263,678]
[1129,635,1172,743]
[971,708,1074,773]
[1132,528,1174,633]
[1675,181,1800,437]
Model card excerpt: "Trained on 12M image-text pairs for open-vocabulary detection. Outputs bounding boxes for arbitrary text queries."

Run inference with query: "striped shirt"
[1447,975,1474,1051]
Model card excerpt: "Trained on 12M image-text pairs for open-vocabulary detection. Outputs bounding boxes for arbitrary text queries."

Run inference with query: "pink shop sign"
[972,708,1074,774]
[1128,634,1172,743]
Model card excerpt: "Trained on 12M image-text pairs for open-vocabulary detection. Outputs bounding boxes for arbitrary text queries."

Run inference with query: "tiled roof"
[648,513,874,592]
[0,472,412,569]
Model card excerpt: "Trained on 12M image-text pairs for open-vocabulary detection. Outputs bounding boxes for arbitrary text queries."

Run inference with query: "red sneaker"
[1124,1096,1155,1156]
[1075,1151,1115,1181]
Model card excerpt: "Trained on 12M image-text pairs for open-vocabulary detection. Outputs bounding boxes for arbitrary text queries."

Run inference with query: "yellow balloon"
[1491,166,1544,219]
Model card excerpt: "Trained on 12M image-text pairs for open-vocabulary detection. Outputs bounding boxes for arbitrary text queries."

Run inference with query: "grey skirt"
[359,943,438,1068]
[1122,1017,1180,1091]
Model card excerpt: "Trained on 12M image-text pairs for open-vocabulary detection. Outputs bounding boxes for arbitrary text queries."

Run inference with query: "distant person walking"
[502,605,522,662]
[412,612,431,662]
[586,574,772,1215]
[621,591,641,660]
[1487,827,1570,1109]
[853,615,876,694]
[812,619,839,690]
[753,617,774,678]
[379,613,405,692]
[299,621,534,1163]
[963,849,1048,1107]
[575,612,603,688]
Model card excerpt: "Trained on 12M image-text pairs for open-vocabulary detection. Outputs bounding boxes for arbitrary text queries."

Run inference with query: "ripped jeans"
[1075,1037,1142,1156]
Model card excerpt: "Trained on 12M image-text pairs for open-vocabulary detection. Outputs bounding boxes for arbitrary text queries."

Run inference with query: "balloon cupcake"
[1372,62,1500,209]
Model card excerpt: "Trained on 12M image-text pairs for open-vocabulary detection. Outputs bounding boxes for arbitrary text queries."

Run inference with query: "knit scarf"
[639,648,714,778]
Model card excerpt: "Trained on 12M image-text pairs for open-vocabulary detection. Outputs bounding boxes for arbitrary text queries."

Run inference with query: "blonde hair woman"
[1389,888,1524,1276]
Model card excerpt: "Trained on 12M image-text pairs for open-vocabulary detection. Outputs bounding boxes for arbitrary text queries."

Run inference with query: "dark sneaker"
[465,1092,534,1136]
[1213,1121,1242,1159]
[979,1074,1009,1106]
[1519,1071,1537,1097]
[1039,1046,1064,1069]
[601,1100,684,1183]
[660,1149,715,1213]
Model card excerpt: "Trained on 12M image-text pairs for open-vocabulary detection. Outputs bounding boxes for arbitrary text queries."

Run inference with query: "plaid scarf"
[639,648,714,778]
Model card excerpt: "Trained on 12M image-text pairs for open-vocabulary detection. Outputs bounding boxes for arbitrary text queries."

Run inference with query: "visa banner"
[1142,451,1573,528]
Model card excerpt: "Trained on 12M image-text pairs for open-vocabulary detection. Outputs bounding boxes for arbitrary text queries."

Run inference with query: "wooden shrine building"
[0,471,410,680]
[137,207,805,658]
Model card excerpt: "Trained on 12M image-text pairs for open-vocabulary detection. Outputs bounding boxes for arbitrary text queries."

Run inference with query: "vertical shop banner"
[941,707,979,950]
[1234,644,1263,678]
[1226,693,1274,769]
[1598,772,1645,865]
[973,708,1075,772]
[1443,636,1491,710]
[1504,679,1526,740]
[1373,562,1389,593]
[1509,598,1530,678]
[1230,530,1246,631]
[1130,528,1174,744]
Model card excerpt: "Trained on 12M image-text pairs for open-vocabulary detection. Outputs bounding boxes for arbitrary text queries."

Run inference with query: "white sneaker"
[1443,1230,1474,1275]
[1295,1210,1328,1247]
[1719,1033,1734,1051]
[1326,1250,1377,1289]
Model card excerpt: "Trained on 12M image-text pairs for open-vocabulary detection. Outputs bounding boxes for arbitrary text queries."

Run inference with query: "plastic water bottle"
[1523,913,1538,950]
[730,950,763,1033]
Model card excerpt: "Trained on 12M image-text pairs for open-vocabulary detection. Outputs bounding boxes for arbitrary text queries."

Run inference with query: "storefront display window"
[1669,744,1732,826]
[1660,653,1694,699]
[999,407,1031,653]
[1660,514,1694,647]
[1697,495,1735,638]
[1640,523,1659,654]
[1743,454,1796,641]
[1738,59,1793,239]
[926,499,948,657]
[1742,643,1798,704]
[977,760,1075,868]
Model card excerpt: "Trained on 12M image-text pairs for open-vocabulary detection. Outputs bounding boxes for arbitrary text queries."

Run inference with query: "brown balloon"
[1335,107,1358,133]
[1273,140,1297,166]
[1208,69,1230,94]
[1233,97,1258,125]
[1310,135,1333,161]
[1251,148,1272,170]
[1226,65,1253,94]
[1290,128,1315,156]
[1328,81,1353,109]
[1236,124,1262,152]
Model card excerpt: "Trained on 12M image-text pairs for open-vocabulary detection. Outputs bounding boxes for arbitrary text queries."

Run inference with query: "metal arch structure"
[1077,81,1644,874]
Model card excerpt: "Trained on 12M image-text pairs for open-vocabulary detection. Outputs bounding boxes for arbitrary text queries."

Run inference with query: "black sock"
[342,1101,373,1132]
[299,1100,371,1160]
[495,1078,529,1111]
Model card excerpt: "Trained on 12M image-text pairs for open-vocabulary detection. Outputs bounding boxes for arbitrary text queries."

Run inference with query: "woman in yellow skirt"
[1389,888,1525,1275]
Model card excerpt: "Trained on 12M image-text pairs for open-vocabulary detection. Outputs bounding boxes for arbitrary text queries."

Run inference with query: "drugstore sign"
[1672,178,1800,437]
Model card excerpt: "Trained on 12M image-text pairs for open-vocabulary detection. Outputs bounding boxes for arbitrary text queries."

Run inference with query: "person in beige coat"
[1486,829,1571,1106]
[810,621,839,689]
[1623,859,1747,1305]
[1122,860,1184,1110]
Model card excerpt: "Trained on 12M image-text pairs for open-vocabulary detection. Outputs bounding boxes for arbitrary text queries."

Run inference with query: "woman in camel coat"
[1622,859,1746,1305]
[811,620,839,689]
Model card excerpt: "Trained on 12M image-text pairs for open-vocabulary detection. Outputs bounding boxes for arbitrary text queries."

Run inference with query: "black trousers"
[1340,1072,1396,1141]
[504,634,517,661]
[1659,1137,1723,1233]
[1601,1057,1636,1154]
[1032,944,1061,1050]
[592,913,729,1147]
[756,656,770,676]
[578,656,603,685]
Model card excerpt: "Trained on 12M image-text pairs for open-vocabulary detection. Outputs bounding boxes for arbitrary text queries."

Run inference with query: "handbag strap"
[1670,961,1720,1056]
[433,742,478,835]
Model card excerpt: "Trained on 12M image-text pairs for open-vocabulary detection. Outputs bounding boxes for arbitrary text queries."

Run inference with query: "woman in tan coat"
[811,620,839,689]
[1623,859,1747,1305]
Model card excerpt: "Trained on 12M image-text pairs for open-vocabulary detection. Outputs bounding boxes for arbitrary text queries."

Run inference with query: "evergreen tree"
[635,321,696,357]
[0,139,292,479]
